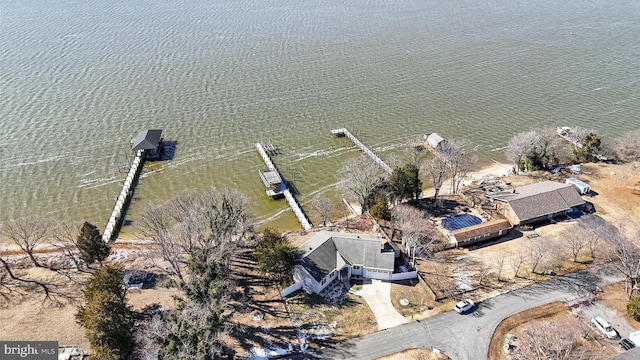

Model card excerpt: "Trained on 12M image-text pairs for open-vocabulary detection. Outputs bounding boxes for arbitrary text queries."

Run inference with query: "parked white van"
[591,316,618,339]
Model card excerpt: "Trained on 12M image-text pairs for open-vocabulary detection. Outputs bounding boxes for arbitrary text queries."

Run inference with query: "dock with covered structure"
[103,129,163,242]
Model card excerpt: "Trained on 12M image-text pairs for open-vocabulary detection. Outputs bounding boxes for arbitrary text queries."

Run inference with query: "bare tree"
[1,217,52,268]
[561,226,588,263]
[578,215,612,259]
[495,251,508,282]
[476,259,492,286]
[608,234,640,299]
[50,220,83,270]
[510,318,596,360]
[506,127,570,174]
[510,249,527,278]
[136,188,253,281]
[405,136,430,170]
[310,196,335,227]
[506,130,539,175]
[586,231,600,259]
[439,139,477,194]
[340,155,386,211]
[613,128,640,163]
[528,240,551,274]
[422,153,448,202]
[391,204,438,262]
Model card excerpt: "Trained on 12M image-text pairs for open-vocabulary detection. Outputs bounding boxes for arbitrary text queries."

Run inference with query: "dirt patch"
[376,347,451,360]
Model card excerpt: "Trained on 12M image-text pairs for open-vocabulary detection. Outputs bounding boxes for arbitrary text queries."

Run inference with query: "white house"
[281,231,417,297]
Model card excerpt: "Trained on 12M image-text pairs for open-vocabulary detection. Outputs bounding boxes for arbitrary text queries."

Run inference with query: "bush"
[627,297,640,321]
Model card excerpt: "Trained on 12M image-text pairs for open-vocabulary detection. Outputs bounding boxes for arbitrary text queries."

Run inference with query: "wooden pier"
[331,128,392,174]
[103,149,144,242]
[255,143,312,231]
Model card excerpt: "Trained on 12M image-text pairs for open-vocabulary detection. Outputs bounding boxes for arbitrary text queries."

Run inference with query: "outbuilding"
[424,133,447,151]
[131,129,163,160]
[565,177,590,195]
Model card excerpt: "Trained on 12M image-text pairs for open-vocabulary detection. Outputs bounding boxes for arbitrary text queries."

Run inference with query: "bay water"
[1,0,639,232]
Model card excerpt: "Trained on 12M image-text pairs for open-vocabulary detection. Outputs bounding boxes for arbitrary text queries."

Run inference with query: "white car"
[454,299,475,314]
[591,316,618,339]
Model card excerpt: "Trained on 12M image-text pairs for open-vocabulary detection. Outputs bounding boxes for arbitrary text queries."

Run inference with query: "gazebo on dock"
[131,129,163,160]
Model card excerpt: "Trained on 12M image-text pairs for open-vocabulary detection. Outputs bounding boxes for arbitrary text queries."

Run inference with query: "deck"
[255,143,312,230]
[103,149,145,242]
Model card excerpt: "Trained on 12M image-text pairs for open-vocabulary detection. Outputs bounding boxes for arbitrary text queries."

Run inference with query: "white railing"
[331,128,392,174]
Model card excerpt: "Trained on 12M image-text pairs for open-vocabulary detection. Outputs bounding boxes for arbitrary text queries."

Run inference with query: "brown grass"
[487,302,568,360]
[376,347,451,360]
[287,287,378,341]
[598,281,640,329]
[390,278,437,319]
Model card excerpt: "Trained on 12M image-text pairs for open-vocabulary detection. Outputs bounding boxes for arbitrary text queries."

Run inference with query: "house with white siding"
[281,231,417,297]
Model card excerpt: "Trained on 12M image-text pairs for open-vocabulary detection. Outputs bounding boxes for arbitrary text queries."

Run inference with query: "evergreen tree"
[388,164,422,202]
[77,221,110,265]
[369,196,391,221]
[627,297,640,322]
[76,264,134,359]
[254,228,297,285]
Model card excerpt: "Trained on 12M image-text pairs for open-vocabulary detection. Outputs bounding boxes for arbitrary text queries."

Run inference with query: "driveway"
[307,264,624,360]
[361,279,409,330]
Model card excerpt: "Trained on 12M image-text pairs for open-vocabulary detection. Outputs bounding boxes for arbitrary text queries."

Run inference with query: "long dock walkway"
[255,143,312,231]
[331,128,392,174]
[102,150,145,242]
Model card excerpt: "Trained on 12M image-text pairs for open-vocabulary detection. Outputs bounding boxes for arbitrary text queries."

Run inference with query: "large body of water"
[2,0,639,232]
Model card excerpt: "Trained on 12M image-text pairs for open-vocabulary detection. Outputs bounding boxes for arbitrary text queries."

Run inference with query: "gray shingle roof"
[132,129,163,151]
[298,231,395,281]
[491,181,585,222]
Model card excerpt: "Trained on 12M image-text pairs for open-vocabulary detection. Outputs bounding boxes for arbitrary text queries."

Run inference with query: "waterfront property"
[489,181,585,225]
[281,231,417,297]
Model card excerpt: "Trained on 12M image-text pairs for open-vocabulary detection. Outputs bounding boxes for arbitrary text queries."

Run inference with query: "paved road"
[293,264,622,360]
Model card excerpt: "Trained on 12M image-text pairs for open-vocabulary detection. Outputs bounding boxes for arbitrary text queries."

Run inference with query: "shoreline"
[0,161,515,246]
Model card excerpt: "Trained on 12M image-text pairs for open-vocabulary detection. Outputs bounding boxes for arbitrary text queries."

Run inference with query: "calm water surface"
[1,0,639,232]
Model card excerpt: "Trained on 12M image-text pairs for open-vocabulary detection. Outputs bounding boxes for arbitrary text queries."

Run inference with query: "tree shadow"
[408,197,468,218]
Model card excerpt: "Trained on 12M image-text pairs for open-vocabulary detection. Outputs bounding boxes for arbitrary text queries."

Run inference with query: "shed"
[425,133,446,151]
[565,177,590,195]
[131,129,163,159]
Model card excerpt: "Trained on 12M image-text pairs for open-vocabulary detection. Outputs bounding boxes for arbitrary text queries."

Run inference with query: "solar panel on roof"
[442,214,482,231]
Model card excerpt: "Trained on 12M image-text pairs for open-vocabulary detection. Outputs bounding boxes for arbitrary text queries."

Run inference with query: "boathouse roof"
[132,129,163,151]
